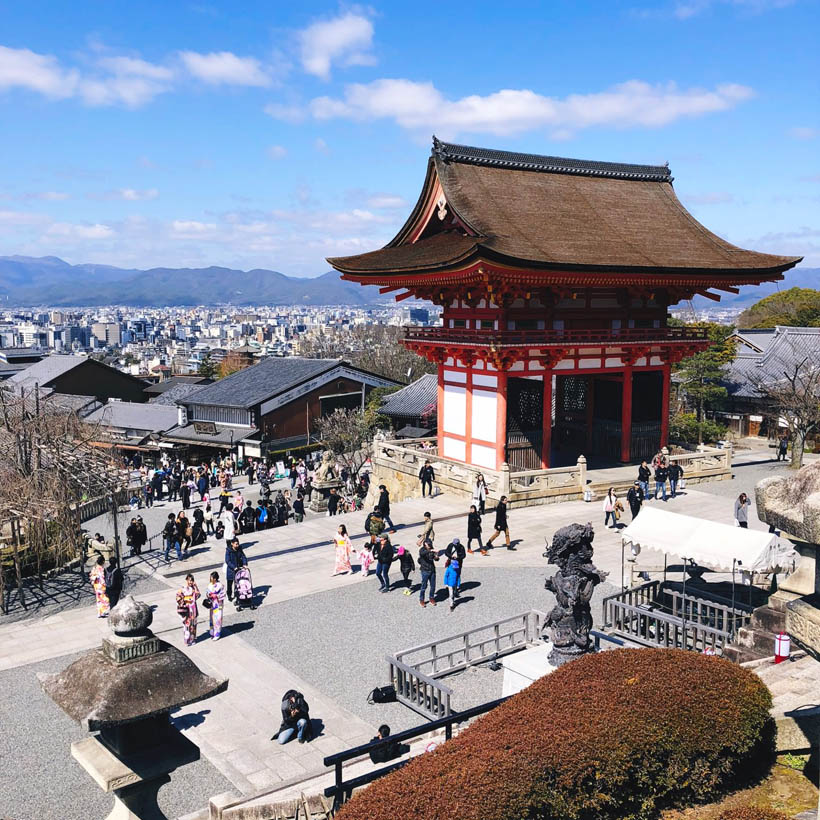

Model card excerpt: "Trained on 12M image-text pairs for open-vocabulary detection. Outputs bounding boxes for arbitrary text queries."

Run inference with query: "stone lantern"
[39,596,228,819]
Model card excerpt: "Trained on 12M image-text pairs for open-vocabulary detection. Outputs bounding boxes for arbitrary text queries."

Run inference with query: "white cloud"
[305,78,755,138]
[30,191,70,201]
[314,137,330,154]
[367,194,406,209]
[0,45,77,98]
[98,56,173,81]
[179,50,271,86]
[170,219,219,239]
[47,222,114,239]
[0,210,48,227]
[299,12,375,80]
[267,145,288,159]
[674,0,795,18]
[119,188,159,201]
[745,227,820,266]
[789,126,818,140]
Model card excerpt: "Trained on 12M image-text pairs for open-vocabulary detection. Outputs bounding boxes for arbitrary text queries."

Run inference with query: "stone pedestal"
[501,642,557,696]
[72,727,199,820]
[308,480,343,513]
[776,539,819,598]
[787,595,820,660]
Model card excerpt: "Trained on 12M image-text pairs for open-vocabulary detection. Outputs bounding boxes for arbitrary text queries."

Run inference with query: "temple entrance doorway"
[505,376,543,471]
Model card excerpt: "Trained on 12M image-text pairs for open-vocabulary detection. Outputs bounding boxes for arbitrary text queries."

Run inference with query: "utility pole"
[110,492,121,567]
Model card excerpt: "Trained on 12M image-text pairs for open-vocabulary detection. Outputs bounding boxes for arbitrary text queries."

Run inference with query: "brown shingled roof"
[328,140,801,278]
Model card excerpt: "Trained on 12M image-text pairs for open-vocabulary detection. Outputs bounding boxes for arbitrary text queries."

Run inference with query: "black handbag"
[367,685,397,705]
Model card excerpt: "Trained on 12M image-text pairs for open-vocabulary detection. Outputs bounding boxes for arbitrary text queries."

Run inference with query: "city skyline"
[0,1,817,275]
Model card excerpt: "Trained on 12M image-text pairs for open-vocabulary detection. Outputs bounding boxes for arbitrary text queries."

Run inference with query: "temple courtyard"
[0,442,816,819]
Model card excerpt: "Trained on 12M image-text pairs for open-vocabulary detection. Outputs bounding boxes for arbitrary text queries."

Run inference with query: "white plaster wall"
[443,369,466,383]
[473,373,497,388]
[472,389,497,443]
[471,443,496,469]
[442,384,467,435]
[443,436,466,461]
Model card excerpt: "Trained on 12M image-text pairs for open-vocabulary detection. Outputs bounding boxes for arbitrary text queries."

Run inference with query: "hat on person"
[397,546,405,556]
[452,537,461,545]
[634,481,640,485]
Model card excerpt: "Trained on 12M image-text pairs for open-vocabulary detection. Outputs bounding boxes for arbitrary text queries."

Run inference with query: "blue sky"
[0,0,818,275]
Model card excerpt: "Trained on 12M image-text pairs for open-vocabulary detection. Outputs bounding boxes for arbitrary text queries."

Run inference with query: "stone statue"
[543,522,608,666]
[314,450,337,483]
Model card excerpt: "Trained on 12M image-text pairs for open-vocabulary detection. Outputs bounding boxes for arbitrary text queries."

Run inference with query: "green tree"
[674,322,735,444]
[737,287,820,329]
[197,353,218,379]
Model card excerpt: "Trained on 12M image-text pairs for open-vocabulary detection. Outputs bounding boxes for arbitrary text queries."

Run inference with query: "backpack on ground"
[367,685,397,705]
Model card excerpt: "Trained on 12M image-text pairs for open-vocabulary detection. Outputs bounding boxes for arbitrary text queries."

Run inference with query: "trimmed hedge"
[718,808,789,820]
[337,649,774,820]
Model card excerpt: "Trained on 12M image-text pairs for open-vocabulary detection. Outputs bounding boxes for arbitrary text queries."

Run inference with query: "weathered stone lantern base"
[72,725,199,820]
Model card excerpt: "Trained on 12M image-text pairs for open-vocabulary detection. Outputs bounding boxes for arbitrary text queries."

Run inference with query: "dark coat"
[446,540,467,563]
[467,511,482,539]
[418,543,438,573]
[418,464,435,483]
[398,549,415,574]
[377,489,390,516]
[272,690,313,740]
[224,545,247,580]
[494,502,508,530]
[373,539,393,565]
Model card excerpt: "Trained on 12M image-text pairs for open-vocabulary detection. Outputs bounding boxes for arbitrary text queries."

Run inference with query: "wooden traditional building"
[329,139,801,470]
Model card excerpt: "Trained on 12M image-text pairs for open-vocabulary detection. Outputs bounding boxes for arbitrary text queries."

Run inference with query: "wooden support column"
[621,368,633,463]
[496,370,508,470]
[541,371,553,468]
[436,366,445,456]
[660,364,671,448]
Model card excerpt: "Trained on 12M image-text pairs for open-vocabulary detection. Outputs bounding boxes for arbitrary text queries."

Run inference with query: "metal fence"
[388,609,547,719]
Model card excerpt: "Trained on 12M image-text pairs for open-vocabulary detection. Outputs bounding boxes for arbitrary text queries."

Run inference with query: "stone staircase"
[723,600,787,664]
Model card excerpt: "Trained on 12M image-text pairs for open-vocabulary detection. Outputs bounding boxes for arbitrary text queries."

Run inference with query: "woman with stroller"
[224,537,248,602]
[206,571,226,640]
[333,524,352,576]
[176,573,200,647]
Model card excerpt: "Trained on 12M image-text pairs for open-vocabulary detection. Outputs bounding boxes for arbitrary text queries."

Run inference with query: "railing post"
[576,454,587,490]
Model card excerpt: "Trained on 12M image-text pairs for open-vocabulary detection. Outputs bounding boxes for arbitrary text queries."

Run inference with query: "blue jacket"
[224,545,247,580]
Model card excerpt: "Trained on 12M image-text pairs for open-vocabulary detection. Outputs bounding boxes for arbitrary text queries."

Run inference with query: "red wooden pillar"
[620,368,633,463]
[660,364,671,448]
[496,370,508,469]
[436,365,444,455]
[541,371,552,468]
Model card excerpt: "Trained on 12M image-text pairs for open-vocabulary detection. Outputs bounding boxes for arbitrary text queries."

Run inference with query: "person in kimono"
[175,574,200,646]
[206,570,227,640]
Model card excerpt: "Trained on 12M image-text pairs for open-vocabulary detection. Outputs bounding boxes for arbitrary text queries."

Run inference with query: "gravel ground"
[1,564,167,624]
[0,654,232,820]
[236,565,619,732]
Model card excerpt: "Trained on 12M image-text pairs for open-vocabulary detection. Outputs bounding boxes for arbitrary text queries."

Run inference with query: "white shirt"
[219,510,236,539]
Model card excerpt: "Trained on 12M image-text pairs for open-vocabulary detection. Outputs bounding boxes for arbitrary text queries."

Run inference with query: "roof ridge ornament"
[431,138,674,182]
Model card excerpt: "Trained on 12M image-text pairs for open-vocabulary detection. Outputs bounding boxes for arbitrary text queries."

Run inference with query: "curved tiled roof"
[328,139,801,278]
[380,373,437,417]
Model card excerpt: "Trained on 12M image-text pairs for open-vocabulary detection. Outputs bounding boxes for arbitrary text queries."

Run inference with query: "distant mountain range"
[689,266,819,311]
[0,255,815,309]
[0,256,383,307]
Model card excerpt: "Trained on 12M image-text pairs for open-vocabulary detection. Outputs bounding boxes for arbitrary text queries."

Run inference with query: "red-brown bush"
[718,807,789,820]
[337,648,774,820]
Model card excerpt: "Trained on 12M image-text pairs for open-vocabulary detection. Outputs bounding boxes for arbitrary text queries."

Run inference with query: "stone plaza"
[1,443,818,819]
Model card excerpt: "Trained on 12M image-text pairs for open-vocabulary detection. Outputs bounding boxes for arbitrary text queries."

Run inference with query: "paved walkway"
[1,448,800,807]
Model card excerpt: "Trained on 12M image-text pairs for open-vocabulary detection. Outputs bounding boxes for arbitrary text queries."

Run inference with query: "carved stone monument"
[39,596,227,819]
[543,522,608,666]
[756,463,820,657]
[309,450,343,513]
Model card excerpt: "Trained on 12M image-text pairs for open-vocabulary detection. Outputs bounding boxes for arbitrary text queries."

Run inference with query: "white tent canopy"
[621,506,799,574]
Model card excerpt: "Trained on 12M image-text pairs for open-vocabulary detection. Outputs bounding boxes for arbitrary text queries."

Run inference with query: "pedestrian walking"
[197,472,209,502]
[626,481,643,520]
[365,507,385,545]
[668,461,684,498]
[445,537,466,595]
[293,493,305,523]
[486,496,512,550]
[163,513,181,562]
[224,538,248,601]
[176,573,200,646]
[466,505,484,554]
[374,533,394,592]
[125,517,138,557]
[89,555,110,618]
[176,511,191,557]
[203,503,215,534]
[181,479,191,510]
[421,510,435,545]
[219,504,236,541]
[206,571,226,640]
[358,542,374,575]
[333,524,353,575]
[418,460,435,497]
[602,488,618,529]
[418,537,438,607]
[239,500,256,534]
[777,434,789,461]
[734,493,751,528]
[444,556,460,611]
[327,488,340,516]
[397,545,415,593]
[144,481,154,508]
[637,461,651,502]
[377,485,394,529]
[105,557,123,608]
[654,462,668,501]
[472,474,487,515]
